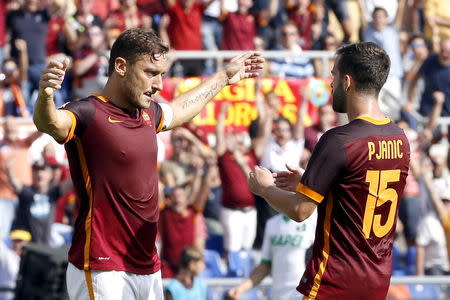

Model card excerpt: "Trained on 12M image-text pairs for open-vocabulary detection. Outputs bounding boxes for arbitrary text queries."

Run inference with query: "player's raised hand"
[224,51,264,85]
[248,165,275,196]
[39,57,69,98]
[273,164,304,192]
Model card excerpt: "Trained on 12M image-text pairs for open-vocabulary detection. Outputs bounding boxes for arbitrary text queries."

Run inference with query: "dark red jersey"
[60,94,164,274]
[296,116,410,299]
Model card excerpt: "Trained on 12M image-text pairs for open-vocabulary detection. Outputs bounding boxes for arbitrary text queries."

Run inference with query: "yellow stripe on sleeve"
[60,110,77,144]
[156,109,165,133]
[296,183,324,204]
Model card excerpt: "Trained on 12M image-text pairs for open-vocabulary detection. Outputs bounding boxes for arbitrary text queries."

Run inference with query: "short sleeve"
[260,218,273,265]
[148,101,165,132]
[298,130,347,203]
[58,98,95,143]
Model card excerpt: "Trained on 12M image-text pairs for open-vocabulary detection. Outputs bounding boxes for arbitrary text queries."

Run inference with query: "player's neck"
[102,79,134,111]
[346,93,385,122]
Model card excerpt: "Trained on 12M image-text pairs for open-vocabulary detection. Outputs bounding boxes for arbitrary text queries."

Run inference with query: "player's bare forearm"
[168,71,228,129]
[260,186,317,222]
[169,51,264,129]
[34,93,73,142]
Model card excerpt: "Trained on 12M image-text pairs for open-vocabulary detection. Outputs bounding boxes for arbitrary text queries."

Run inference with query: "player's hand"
[273,164,304,192]
[248,165,275,196]
[39,57,69,98]
[224,51,264,85]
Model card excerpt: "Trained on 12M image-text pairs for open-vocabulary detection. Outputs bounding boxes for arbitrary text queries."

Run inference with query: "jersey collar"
[356,116,390,125]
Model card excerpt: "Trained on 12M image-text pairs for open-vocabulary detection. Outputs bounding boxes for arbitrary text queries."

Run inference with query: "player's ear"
[343,74,352,92]
[114,57,127,77]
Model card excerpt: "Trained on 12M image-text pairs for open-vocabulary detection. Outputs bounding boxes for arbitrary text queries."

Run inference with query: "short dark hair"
[108,28,169,75]
[335,42,390,94]
[372,6,388,17]
[180,246,203,269]
[273,116,293,132]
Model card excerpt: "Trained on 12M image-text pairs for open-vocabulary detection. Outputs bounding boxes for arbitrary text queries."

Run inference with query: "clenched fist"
[39,58,70,98]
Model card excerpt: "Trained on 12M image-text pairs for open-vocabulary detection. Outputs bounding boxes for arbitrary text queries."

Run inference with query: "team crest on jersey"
[142,112,152,127]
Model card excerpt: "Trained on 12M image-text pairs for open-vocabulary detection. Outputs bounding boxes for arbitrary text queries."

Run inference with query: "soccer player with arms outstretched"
[34,28,264,300]
[249,42,410,300]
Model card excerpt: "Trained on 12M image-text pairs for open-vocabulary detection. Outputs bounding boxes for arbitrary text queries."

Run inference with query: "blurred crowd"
[0,0,450,299]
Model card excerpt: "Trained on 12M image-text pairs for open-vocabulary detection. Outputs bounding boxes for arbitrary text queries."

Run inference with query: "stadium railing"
[162,276,450,288]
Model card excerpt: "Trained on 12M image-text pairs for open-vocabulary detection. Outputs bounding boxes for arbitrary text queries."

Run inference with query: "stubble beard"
[332,85,347,113]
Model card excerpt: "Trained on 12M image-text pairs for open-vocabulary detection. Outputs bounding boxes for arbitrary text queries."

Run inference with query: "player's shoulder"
[59,96,95,110]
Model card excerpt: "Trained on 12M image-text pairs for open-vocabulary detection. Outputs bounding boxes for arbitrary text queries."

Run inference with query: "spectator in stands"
[215,102,259,254]
[313,33,339,77]
[159,165,210,277]
[66,0,104,50]
[91,0,120,21]
[403,34,429,89]
[422,153,450,275]
[269,21,315,78]
[0,117,40,240]
[200,152,223,233]
[160,0,214,76]
[227,210,317,300]
[286,0,318,50]
[396,120,422,248]
[406,38,450,142]
[304,103,336,153]
[105,0,152,31]
[164,247,208,300]
[359,0,399,26]
[160,127,209,187]
[252,0,287,50]
[252,85,307,249]
[7,157,72,245]
[321,0,353,43]
[221,0,257,50]
[0,229,31,300]
[6,0,63,100]
[45,0,77,58]
[71,24,109,99]
[202,0,237,74]
[416,190,450,276]
[0,40,29,117]
[424,0,450,44]
[258,91,307,173]
[362,7,403,118]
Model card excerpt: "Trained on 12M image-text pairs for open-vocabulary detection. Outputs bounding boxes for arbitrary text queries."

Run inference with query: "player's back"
[297,116,410,300]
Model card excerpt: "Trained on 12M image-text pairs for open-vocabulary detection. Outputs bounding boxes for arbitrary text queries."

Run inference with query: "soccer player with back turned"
[249,42,410,300]
[33,28,264,300]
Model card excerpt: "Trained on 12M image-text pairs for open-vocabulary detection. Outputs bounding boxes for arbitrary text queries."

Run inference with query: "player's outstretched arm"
[167,51,264,130]
[33,58,74,143]
[249,166,317,222]
[227,263,270,300]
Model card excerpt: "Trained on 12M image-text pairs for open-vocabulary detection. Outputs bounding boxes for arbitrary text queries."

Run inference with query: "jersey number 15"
[363,169,401,239]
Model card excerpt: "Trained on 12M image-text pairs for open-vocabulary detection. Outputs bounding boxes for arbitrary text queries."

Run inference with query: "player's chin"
[137,96,152,109]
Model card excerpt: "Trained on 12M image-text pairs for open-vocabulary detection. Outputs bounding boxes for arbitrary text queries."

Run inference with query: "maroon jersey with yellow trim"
[296,116,410,299]
[60,95,164,274]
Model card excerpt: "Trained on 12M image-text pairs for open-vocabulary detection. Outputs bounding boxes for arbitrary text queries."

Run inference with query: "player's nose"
[152,74,163,92]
